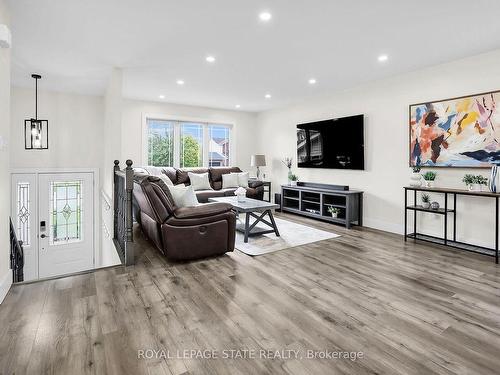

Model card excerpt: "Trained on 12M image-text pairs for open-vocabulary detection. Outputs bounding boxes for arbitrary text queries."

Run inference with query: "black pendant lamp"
[24,74,48,149]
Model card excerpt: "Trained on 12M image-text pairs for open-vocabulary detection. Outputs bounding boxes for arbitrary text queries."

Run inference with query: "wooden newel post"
[112,159,135,266]
[125,160,134,245]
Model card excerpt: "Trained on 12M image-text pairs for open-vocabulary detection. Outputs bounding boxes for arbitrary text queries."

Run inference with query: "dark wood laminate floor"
[1,213,500,375]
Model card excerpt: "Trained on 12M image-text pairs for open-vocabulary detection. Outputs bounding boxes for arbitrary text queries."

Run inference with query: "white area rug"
[235,217,340,256]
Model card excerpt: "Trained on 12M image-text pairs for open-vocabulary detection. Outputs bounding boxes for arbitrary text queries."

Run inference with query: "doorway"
[11,172,95,281]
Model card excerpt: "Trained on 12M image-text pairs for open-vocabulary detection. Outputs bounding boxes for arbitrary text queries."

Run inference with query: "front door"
[38,173,94,278]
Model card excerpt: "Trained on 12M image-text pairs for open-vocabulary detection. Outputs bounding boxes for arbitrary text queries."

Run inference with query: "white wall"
[10,88,104,170]
[103,68,123,197]
[0,0,11,303]
[121,99,258,172]
[256,49,500,248]
[10,87,116,270]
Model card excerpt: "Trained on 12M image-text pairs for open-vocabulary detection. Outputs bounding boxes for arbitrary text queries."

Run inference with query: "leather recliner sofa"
[132,173,236,260]
[134,166,264,202]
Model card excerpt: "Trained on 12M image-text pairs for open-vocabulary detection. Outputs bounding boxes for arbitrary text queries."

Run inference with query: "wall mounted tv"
[297,114,364,170]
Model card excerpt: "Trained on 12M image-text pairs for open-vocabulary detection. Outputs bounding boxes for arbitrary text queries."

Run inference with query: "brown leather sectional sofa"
[132,166,263,260]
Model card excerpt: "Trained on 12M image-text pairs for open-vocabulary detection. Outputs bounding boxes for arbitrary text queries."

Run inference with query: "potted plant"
[282,157,293,183]
[289,174,299,186]
[327,206,340,218]
[463,174,488,191]
[422,171,437,188]
[421,193,431,209]
[462,174,475,191]
[410,165,422,187]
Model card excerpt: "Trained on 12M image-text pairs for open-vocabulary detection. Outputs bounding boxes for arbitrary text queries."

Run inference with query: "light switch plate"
[0,24,12,49]
[0,135,8,151]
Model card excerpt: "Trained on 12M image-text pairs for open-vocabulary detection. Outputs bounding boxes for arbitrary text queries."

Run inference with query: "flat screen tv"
[297,114,364,170]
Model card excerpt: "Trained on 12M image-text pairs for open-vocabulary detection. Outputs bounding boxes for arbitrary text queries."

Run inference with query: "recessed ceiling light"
[235,104,241,108]
[206,55,216,63]
[265,94,272,99]
[176,79,185,85]
[159,94,165,99]
[259,12,272,22]
[378,54,388,62]
[308,78,317,85]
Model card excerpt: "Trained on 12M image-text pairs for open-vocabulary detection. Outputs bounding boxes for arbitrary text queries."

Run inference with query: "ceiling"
[8,0,500,112]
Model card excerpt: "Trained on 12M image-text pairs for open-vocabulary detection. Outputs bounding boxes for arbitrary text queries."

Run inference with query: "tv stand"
[281,182,363,228]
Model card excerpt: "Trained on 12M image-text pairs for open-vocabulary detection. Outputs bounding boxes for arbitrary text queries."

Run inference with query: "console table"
[281,182,363,228]
[404,186,499,263]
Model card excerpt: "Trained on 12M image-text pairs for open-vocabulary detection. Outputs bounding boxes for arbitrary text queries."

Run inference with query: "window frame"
[142,114,234,168]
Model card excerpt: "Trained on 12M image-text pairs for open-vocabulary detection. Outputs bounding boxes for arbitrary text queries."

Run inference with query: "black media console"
[281,182,363,228]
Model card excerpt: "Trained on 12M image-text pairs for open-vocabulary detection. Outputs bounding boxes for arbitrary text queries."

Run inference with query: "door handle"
[40,234,47,239]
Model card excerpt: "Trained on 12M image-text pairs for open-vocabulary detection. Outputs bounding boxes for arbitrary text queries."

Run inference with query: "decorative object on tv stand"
[431,201,440,210]
[489,166,498,193]
[409,165,422,187]
[250,154,266,180]
[409,90,500,167]
[234,187,247,203]
[422,171,436,188]
[282,157,293,183]
[327,206,340,218]
[25,74,48,150]
[421,193,431,209]
[289,174,299,186]
[462,174,488,191]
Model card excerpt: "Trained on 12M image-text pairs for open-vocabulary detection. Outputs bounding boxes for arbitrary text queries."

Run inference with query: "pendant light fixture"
[24,74,48,149]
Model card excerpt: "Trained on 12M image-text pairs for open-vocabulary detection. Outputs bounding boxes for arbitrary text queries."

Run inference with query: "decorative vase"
[331,212,338,218]
[489,166,498,193]
[290,180,297,186]
[410,172,422,187]
[287,169,293,185]
[431,201,440,210]
[424,180,433,188]
[468,184,482,192]
[237,194,245,203]
[422,202,431,209]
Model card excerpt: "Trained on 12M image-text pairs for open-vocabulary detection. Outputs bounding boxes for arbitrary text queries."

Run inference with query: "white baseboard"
[0,271,12,304]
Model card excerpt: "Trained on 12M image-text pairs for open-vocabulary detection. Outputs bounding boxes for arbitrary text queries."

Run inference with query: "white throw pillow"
[167,185,199,207]
[188,172,212,191]
[159,174,174,186]
[222,173,240,188]
[231,172,249,188]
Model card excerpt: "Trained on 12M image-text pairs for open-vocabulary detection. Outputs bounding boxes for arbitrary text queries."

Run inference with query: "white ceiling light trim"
[378,54,388,62]
[308,78,317,85]
[205,55,216,63]
[265,93,272,99]
[176,79,185,85]
[259,11,272,22]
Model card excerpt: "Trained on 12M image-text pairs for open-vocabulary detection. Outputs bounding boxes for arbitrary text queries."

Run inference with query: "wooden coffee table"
[208,196,280,243]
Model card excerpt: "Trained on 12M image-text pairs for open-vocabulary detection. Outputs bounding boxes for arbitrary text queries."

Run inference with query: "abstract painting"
[409,91,500,167]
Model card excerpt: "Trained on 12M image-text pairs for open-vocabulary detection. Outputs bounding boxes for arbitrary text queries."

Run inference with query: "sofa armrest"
[248,180,263,188]
[173,202,232,220]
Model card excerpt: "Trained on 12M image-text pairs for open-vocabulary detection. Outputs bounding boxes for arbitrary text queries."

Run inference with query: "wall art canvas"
[409,91,500,167]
